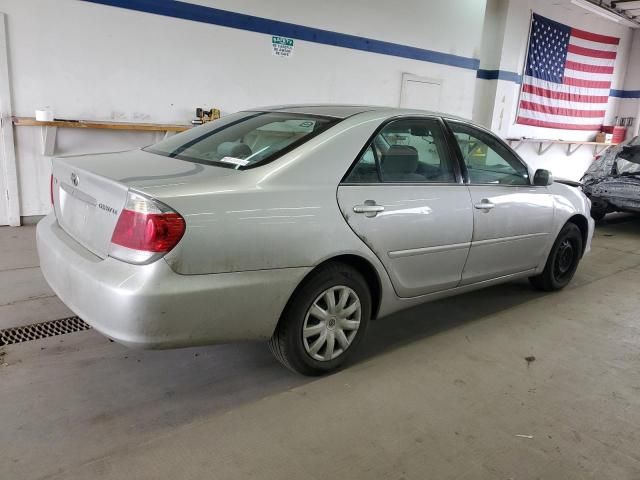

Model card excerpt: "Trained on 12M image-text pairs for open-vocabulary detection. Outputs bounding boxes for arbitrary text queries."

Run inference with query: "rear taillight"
[50,174,54,205]
[109,192,185,265]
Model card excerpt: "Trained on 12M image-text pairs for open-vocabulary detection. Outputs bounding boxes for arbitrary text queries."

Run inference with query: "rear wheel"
[529,222,583,292]
[269,262,371,375]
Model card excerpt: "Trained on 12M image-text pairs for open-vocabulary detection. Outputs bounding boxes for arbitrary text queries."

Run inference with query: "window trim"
[340,115,464,186]
[443,119,537,188]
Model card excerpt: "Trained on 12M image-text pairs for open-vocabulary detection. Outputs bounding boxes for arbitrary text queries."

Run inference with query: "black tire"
[269,262,371,375]
[529,222,583,292]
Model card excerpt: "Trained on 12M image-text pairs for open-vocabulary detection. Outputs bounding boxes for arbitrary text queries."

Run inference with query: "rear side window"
[344,118,456,183]
[448,122,529,185]
[145,112,339,169]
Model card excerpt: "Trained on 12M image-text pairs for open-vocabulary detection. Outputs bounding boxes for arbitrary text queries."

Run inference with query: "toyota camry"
[37,105,594,375]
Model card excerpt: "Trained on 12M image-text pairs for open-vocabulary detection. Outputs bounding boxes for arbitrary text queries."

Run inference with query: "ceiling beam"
[612,0,640,10]
[572,0,640,27]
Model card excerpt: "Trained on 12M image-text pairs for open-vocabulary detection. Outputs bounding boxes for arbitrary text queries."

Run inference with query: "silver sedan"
[37,105,594,375]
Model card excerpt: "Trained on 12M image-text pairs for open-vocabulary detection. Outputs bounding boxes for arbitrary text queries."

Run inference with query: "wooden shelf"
[12,116,190,156]
[12,116,190,132]
[507,138,618,157]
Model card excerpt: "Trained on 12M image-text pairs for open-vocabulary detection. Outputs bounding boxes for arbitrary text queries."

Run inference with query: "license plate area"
[57,184,104,257]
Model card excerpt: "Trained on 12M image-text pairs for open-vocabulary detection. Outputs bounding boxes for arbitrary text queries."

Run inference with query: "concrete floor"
[1,216,639,480]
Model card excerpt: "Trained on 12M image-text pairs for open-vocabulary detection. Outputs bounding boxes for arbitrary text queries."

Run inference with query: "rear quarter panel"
[157,111,393,275]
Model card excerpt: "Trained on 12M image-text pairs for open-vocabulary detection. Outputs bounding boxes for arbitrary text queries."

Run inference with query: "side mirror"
[533,169,553,186]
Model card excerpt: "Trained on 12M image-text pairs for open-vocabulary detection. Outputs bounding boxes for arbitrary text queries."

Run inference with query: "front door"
[446,121,555,284]
[337,117,473,298]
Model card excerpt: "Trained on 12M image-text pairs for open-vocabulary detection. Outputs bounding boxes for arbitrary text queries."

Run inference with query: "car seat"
[381,145,425,182]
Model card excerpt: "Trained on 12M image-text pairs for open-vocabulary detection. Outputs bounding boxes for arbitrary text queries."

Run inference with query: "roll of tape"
[35,108,54,122]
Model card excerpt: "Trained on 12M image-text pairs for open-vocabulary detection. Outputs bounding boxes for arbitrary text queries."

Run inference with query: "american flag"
[516,13,619,131]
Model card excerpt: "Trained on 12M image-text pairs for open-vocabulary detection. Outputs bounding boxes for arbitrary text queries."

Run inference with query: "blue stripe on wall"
[610,89,640,99]
[83,0,480,70]
[476,69,522,83]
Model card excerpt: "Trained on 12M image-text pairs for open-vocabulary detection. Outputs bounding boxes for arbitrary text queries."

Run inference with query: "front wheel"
[529,222,583,292]
[269,262,371,375]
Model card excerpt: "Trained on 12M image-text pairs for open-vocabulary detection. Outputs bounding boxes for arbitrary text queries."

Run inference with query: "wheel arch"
[282,254,383,323]
[567,214,589,256]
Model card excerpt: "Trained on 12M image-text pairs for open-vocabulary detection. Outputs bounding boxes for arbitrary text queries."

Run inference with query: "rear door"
[445,120,555,284]
[337,117,473,298]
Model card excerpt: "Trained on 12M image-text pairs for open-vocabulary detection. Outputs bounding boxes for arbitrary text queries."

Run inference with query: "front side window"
[448,122,529,185]
[344,118,456,183]
[145,112,339,169]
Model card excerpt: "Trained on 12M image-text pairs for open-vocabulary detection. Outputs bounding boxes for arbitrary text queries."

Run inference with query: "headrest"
[217,141,252,159]
[382,145,419,174]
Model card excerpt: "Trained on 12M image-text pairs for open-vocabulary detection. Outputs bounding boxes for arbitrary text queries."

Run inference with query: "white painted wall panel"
[0,0,483,218]
[0,0,639,217]
[188,0,486,60]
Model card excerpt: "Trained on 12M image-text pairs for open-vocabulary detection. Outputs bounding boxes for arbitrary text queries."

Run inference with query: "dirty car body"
[37,105,594,373]
[582,136,640,219]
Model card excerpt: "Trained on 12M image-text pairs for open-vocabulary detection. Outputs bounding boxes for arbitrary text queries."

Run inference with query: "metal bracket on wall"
[506,138,617,157]
[536,141,554,156]
[593,144,612,156]
[507,139,523,151]
[566,143,583,156]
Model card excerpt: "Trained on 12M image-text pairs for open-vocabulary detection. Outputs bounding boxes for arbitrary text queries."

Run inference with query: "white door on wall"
[400,73,442,111]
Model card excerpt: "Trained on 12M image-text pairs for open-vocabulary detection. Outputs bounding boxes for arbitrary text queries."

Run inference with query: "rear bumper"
[36,214,310,348]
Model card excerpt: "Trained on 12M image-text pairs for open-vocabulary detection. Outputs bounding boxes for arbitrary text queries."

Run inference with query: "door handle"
[474,199,495,211]
[353,200,385,217]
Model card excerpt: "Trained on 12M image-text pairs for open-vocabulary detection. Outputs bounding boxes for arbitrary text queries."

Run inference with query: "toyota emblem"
[70,172,79,187]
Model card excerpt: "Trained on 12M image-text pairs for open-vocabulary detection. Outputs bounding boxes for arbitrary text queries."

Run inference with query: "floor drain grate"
[0,317,91,346]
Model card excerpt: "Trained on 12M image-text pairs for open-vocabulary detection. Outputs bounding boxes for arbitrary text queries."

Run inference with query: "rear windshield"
[144,111,339,169]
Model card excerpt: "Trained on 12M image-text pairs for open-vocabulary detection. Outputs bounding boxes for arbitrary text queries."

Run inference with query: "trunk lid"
[51,149,238,258]
[53,159,129,258]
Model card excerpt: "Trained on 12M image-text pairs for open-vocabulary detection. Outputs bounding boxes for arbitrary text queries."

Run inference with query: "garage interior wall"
[617,29,640,137]
[0,0,638,224]
[479,0,638,181]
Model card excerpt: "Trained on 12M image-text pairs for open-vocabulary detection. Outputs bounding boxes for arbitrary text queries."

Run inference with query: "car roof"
[251,104,385,118]
[250,104,470,122]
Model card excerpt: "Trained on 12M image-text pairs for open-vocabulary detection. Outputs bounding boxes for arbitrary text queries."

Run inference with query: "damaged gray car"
[582,136,640,221]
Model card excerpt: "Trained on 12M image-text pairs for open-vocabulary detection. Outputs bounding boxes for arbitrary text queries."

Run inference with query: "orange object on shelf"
[612,126,626,144]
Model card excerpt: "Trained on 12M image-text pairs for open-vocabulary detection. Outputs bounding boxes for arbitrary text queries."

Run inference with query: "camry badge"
[71,172,79,187]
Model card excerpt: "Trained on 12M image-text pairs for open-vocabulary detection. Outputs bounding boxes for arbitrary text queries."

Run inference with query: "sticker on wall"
[272,36,294,58]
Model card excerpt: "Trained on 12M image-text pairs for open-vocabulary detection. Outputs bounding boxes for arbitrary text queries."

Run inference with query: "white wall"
[3,0,486,122]
[0,0,638,221]
[0,0,485,219]
[617,29,640,138]
[472,0,509,127]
